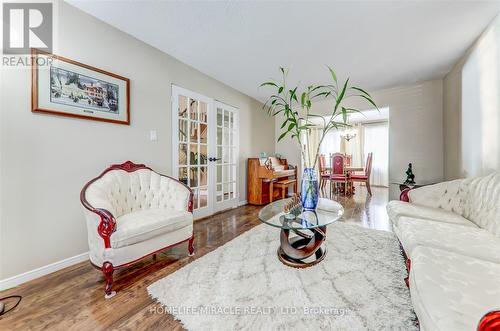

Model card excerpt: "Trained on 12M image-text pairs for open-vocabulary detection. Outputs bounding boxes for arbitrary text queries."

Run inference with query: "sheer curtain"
[319,130,342,166]
[302,127,322,172]
[344,124,364,167]
[363,122,389,187]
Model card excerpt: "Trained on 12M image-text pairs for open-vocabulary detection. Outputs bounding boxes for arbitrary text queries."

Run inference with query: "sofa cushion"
[111,209,193,248]
[386,200,475,228]
[397,218,500,263]
[410,246,500,331]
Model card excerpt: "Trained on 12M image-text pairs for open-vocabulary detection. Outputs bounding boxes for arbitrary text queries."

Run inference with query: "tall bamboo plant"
[261,67,378,170]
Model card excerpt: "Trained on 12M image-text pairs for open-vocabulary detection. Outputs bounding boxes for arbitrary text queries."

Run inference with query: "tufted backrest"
[84,169,190,218]
[461,171,500,237]
[409,178,466,215]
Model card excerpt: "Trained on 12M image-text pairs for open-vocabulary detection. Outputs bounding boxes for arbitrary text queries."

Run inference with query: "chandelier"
[340,126,357,141]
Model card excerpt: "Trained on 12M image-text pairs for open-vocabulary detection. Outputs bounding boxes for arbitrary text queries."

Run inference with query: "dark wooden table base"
[278,226,327,268]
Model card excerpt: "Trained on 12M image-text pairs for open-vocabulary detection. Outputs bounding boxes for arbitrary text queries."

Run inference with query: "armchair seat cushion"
[350,174,368,180]
[387,200,475,229]
[397,217,500,263]
[111,209,193,248]
[410,246,500,331]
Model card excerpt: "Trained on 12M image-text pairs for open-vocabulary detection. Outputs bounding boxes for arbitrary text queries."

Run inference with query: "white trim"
[0,252,89,291]
[238,200,248,207]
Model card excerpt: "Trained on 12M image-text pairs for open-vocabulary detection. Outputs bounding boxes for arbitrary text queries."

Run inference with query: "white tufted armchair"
[80,161,194,298]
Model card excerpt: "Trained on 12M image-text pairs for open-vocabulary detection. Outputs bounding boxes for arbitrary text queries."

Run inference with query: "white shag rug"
[148,222,417,331]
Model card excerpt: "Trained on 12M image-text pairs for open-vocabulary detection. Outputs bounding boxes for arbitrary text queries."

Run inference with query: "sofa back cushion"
[461,171,500,237]
[409,179,465,215]
[85,169,190,218]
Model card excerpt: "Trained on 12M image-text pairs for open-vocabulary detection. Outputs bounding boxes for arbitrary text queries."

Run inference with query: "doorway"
[171,85,239,218]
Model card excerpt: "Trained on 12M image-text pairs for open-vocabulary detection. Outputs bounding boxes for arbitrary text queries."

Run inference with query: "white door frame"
[171,85,240,219]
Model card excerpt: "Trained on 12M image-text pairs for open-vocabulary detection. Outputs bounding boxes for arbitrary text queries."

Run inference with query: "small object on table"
[283,194,302,218]
[404,163,416,185]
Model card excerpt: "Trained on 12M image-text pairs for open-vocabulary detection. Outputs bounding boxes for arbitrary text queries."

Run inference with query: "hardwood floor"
[0,185,390,330]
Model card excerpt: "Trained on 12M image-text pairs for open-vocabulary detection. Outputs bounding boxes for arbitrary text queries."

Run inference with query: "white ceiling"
[68,0,500,103]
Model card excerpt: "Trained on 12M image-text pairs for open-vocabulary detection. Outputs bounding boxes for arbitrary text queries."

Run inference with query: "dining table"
[323,166,365,196]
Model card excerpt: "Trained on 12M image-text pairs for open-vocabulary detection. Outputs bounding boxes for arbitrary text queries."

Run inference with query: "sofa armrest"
[400,187,413,202]
[478,310,500,331]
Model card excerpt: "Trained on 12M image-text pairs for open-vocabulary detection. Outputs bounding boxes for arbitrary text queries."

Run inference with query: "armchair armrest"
[81,188,117,249]
[478,310,500,331]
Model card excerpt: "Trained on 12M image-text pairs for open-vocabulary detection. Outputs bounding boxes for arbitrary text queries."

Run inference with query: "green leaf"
[278,86,284,93]
[351,86,371,97]
[344,108,367,117]
[291,88,298,102]
[278,131,288,142]
[260,81,278,88]
[311,91,329,99]
[341,107,347,123]
[359,95,379,110]
[328,66,338,83]
[288,122,295,131]
[301,92,306,107]
[335,78,349,110]
[280,119,288,129]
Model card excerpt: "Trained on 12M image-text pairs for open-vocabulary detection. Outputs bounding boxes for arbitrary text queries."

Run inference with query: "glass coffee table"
[258,198,344,268]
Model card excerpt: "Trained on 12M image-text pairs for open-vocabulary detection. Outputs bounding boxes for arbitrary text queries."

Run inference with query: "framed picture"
[31,49,130,125]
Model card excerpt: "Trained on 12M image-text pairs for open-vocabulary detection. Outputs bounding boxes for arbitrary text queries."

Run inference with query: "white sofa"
[81,161,194,298]
[387,171,500,331]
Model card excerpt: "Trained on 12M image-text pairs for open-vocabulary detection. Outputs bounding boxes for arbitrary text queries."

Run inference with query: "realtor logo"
[2,2,53,54]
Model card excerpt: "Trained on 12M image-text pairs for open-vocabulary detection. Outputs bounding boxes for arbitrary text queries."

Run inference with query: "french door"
[172,86,239,219]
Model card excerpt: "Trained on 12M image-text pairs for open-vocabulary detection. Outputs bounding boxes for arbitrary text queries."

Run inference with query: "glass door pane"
[213,102,239,212]
[173,86,212,218]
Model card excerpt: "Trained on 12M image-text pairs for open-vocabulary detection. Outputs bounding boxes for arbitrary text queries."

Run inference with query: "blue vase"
[301,168,319,210]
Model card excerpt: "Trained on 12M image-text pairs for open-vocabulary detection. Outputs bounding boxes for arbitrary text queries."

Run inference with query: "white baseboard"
[238,200,248,206]
[0,252,89,291]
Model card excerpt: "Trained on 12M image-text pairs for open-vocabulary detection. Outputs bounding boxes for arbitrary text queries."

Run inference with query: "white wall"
[275,79,444,200]
[444,15,500,179]
[0,2,274,280]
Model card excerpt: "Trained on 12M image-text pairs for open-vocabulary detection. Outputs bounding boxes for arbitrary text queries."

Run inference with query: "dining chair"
[329,153,348,197]
[318,154,330,192]
[345,154,352,166]
[351,152,373,195]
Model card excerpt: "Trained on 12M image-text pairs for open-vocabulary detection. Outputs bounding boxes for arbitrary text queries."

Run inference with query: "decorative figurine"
[404,163,416,185]
[284,194,302,218]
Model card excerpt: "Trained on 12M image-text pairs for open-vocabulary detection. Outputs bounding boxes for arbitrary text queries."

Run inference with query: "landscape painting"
[32,49,130,125]
[50,67,119,113]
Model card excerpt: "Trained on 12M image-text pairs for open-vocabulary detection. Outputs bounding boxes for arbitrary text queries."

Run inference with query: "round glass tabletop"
[258,198,344,230]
